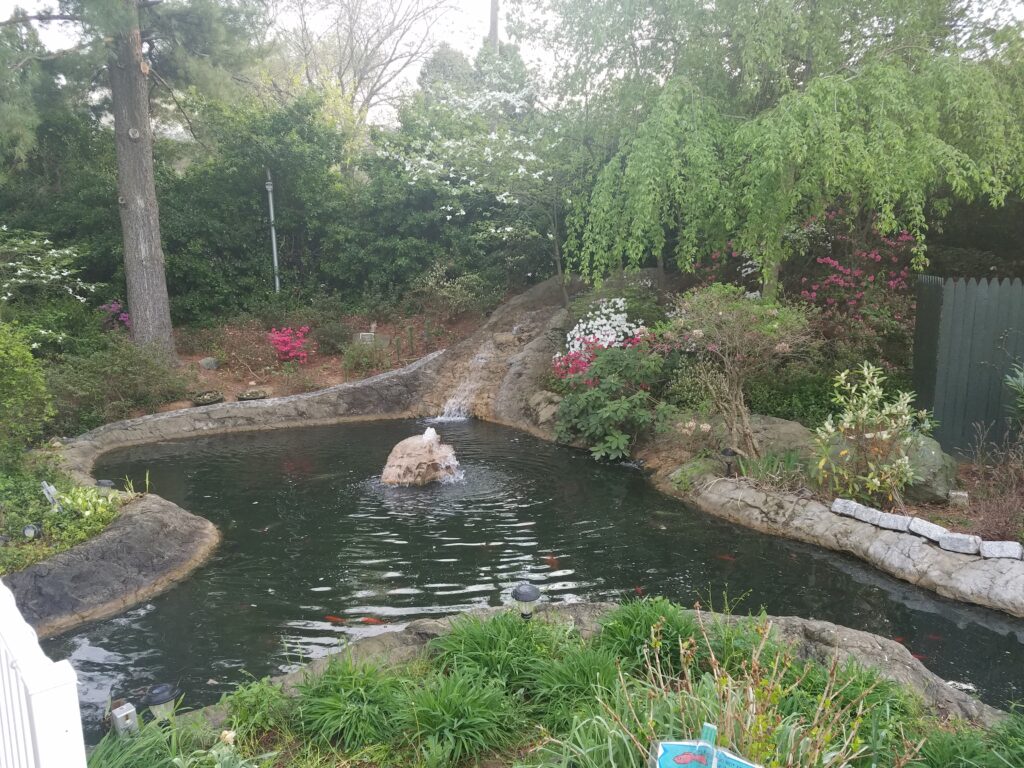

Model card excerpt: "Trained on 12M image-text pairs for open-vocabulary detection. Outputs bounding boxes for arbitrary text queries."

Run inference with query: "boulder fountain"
[381,427,460,486]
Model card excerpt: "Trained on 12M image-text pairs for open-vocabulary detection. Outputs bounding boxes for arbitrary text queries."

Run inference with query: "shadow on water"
[50,419,1024,743]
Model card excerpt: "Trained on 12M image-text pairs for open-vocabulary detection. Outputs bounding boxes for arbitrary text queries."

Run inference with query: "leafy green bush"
[661,357,711,412]
[555,342,674,460]
[0,323,53,463]
[342,340,390,376]
[744,369,835,427]
[398,667,522,765]
[297,658,402,750]
[669,284,818,457]
[408,263,500,319]
[45,334,192,435]
[311,320,351,355]
[812,362,933,506]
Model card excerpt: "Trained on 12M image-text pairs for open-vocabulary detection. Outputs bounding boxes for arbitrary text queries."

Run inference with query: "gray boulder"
[749,415,814,457]
[198,357,219,370]
[904,434,958,504]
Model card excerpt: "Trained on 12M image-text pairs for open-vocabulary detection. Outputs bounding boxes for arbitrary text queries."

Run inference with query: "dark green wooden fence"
[913,276,1024,454]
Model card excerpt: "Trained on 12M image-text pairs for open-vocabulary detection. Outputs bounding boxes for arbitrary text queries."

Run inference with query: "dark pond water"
[50,419,1024,742]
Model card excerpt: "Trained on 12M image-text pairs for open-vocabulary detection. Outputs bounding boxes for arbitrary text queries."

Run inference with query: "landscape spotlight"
[110,702,139,736]
[511,582,541,620]
[720,447,738,478]
[22,523,42,540]
[142,683,181,721]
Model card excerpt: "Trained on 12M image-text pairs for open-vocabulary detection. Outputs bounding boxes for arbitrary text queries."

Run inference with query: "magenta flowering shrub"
[267,326,312,364]
[797,228,913,318]
[788,210,916,370]
[99,300,131,331]
[552,334,647,381]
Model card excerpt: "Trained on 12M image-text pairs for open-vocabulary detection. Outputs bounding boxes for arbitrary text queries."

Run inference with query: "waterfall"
[435,348,491,421]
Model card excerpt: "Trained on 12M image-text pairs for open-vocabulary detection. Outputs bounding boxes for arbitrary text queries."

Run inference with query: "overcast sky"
[0,0,505,56]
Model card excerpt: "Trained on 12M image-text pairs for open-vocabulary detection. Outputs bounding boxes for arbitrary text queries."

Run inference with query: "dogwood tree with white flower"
[385,45,588,306]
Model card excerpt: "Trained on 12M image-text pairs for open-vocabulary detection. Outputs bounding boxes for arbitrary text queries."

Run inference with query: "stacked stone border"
[831,498,1024,561]
[675,477,1024,619]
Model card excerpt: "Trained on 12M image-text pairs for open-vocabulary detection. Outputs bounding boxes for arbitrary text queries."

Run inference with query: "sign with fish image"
[649,723,761,768]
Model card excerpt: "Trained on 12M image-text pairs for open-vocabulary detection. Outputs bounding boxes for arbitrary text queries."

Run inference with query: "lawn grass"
[87,599,1024,768]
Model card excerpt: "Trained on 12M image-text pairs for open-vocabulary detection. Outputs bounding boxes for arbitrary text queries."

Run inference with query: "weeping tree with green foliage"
[517,0,1024,296]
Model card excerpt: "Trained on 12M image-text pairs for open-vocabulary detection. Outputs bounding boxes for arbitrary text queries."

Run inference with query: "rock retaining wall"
[58,351,446,483]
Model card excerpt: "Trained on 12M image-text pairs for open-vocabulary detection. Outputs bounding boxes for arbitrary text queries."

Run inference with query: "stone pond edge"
[5,352,448,638]
[661,473,1024,620]
[8,337,1022,648]
[3,495,221,639]
[182,602,1003,731]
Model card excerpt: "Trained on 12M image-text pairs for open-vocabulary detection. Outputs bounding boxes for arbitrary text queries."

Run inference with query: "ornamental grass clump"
[812,362,934,506]
[296,657,403,750]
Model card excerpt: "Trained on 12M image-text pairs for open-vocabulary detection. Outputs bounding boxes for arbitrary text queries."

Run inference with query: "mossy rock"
[191,390,225,406]
[669,457,721,492]
[237,388,269,401]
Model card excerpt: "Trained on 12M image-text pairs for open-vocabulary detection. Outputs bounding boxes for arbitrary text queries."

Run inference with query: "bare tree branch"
[0,12,82,27]
[275,0,452,122]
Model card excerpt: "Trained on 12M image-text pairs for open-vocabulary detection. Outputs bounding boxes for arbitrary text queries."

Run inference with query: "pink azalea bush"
[99,300,131,331]
[267,326,311,364]
[552,299,647,381]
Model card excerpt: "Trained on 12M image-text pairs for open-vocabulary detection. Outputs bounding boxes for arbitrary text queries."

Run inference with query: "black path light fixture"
[721,447,739,478]
[511,582,542,620]
[141,682,181,721]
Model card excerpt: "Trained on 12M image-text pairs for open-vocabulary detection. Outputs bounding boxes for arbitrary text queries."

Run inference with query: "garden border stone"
[908,517,949,543]
[981,541,1024,560]
[938,532,983,555]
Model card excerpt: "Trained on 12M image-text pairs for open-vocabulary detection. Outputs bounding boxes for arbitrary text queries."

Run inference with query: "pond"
[49,419,1024,742]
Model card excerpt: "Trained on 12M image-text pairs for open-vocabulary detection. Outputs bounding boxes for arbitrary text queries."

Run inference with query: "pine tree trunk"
[489,0,499,52]
[108,2,175,356]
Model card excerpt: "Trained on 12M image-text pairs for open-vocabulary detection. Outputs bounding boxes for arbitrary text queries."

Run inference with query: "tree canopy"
[515,0,1024,293]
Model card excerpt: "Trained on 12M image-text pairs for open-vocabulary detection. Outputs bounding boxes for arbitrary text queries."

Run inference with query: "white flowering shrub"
[812,362,934,506]
[0,226,95,305]
[565,298,646,353]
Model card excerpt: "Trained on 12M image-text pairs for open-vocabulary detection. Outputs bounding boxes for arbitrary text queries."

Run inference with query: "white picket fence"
[0,578,86,768]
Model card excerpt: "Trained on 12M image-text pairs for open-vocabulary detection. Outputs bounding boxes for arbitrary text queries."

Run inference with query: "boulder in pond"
[381,428,460,486]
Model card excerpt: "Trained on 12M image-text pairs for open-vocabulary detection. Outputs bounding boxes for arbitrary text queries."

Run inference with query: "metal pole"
[265,168,281,294]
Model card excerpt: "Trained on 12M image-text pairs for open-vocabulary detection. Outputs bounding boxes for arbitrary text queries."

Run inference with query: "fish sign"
[649,723,761,768]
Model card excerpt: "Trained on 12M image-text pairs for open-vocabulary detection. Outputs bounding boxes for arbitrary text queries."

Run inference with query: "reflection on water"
[49,419,1024,743]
